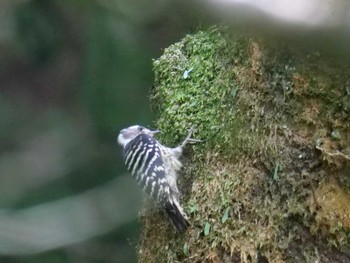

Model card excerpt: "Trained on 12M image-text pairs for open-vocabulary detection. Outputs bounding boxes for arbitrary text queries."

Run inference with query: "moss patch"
[139,27,350,262]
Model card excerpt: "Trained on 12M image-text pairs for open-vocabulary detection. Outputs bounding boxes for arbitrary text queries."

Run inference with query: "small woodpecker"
[117,125,199,232]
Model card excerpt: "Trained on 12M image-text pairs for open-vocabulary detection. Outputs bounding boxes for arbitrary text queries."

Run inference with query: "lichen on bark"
[139,27,350,262]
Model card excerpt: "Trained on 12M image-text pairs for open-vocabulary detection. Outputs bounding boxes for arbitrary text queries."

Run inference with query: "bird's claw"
[181,126,202,147]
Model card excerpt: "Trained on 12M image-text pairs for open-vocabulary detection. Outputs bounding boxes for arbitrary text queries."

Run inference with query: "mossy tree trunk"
[138,27,350,263]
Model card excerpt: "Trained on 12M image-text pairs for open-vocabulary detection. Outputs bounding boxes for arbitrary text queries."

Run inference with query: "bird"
[117,125,200,232]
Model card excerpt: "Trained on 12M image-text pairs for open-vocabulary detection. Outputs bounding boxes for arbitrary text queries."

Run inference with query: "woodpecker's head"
[118,125,160,147]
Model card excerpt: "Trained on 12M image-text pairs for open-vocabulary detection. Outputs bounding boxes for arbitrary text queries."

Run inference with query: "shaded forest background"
[0,0,350,263]
[0,0,200,262]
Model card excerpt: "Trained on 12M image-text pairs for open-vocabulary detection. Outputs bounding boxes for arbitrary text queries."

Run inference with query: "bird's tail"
[165,198,190,233]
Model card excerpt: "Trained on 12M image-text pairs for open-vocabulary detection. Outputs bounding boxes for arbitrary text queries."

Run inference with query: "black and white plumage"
[118,125,199,232]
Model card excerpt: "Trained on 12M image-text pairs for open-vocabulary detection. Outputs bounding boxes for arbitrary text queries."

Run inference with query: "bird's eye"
[138,126,143,131]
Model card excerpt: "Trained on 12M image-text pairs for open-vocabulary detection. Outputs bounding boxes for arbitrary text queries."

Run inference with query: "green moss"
[140,27,350,262]
[152,29,247,156]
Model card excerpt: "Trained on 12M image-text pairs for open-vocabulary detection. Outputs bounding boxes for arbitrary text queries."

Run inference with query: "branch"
[316,144,350,161]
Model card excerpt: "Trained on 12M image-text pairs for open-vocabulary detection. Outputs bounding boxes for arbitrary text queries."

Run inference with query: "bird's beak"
[150,130,160,135]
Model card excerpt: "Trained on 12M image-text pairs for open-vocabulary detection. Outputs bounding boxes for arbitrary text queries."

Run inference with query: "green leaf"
[183,243,189,256]
[204,222,211,236]
[189,205,197,213]
[221,207,229,223]
[273,162,281,181]
[231,86,239,98]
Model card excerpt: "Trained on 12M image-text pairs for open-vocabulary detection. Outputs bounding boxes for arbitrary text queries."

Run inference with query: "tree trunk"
[138,27,350,263]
